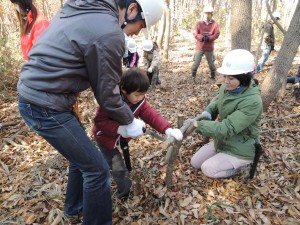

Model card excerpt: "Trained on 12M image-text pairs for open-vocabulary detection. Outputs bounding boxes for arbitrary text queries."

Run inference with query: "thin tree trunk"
[157,6,166,50]
[163,0,171,62]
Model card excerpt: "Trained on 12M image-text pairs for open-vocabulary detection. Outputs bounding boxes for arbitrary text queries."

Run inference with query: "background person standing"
[256,11,281,73]
[191,5,220,80]
[143,39,162,88]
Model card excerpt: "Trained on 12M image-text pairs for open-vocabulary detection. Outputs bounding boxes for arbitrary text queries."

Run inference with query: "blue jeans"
[287,76,300,84]
[257,45,271,72]
[18,96,112,225]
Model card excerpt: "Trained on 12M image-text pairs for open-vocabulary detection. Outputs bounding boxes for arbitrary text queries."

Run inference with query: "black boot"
[210,71,216,80]
[192,71,196,79]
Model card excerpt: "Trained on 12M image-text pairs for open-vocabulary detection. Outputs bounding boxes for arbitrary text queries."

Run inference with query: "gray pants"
[191,50,216,77]
[99,146,132,198]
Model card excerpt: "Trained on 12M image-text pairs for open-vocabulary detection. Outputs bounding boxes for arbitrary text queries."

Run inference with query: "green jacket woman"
[191,49,263,178]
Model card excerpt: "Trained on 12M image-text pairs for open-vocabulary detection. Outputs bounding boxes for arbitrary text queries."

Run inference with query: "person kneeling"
[190,49,263,178]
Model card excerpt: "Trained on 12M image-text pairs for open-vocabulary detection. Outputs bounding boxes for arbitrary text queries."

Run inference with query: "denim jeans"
[18,96,112,225]
[257,45,271,72]
[191,50,216,77]
[287,76,300,84]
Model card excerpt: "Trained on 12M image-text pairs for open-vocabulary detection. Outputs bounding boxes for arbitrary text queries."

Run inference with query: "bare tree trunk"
[230,0,252,50]
[156,7,166,50]
[163,0,171,62]
[261,0,300,111]
[224,1,231,48]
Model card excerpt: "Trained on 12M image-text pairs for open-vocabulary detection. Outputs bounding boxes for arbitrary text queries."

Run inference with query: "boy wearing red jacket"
[92,68,183,198]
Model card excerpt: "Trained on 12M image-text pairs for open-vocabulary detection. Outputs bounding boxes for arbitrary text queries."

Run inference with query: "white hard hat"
[203,5,214,13]
[137,0,164,27]
[272,11,281,19]
[143,39,153,51]
[217,49,255,75]
[127,38,136,53]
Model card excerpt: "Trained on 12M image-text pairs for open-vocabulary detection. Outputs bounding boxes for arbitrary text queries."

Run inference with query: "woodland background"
[0,0,300,224]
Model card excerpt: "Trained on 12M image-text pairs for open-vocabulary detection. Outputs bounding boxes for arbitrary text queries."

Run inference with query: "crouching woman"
[191,49,263,178]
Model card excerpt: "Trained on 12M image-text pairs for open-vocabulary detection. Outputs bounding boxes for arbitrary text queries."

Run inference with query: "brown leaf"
[180,195,193,207]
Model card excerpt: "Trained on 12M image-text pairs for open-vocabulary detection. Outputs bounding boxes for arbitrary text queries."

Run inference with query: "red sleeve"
[194,22,204,41]
[21,17,50,60]
[208,21,220,42]
[92,107,120,138]
[138,100,171,134]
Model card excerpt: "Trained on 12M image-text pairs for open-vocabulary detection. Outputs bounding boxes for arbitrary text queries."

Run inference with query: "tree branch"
[164,115,206,187]
[261,112,300,123]
[265,0,286,34]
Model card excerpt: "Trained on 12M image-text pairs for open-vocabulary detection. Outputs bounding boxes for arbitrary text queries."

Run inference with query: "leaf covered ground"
[0,30,299,225]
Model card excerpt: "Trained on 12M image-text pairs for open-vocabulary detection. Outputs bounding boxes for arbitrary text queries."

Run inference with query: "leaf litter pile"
[0,32,299,225]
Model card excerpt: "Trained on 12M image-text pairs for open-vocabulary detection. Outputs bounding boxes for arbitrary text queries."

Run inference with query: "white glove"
[148,67,153,73]
[117,126,129,138]
[201,111,212,120]
[125,118,145,138]
[165,128,183,141]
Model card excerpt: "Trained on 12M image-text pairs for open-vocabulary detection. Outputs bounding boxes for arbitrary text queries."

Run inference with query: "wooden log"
[164,115,207,187]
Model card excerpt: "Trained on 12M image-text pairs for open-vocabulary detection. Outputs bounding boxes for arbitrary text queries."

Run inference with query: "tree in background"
[230,0,252,50]
[261,0,300,110]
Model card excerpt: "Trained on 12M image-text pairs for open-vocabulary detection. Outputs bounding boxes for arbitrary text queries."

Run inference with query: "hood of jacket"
[61,0,118,18]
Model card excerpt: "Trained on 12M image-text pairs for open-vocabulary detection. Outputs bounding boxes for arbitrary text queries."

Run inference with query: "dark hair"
[11,0,37,36]
[233,72,253,87]
[120,68,149,94]
[10,0,31,12]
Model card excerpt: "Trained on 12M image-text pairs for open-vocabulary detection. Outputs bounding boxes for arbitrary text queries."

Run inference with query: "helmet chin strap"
[121,21,127,29]
[121,0,144,29]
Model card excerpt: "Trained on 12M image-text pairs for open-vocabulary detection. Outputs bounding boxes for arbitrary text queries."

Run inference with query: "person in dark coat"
[17,0,164,223]
[92,68,183,198]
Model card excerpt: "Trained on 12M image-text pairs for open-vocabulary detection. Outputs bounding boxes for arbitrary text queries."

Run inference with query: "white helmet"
[143,39,153,51]
[127,38,136,53]
[203,5,214,13]
[137,0,164,27]
[217,49,255,75]
[272,11,281,19]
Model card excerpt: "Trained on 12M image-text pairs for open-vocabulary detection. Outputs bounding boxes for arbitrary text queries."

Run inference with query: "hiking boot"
[192,71,196,78]
[117,189,133,199]
[210,71,216,80]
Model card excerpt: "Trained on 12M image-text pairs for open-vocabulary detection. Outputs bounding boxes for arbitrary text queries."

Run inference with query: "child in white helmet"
[123,38,139,68]
[190,49,262,179]
[142,39,162,89]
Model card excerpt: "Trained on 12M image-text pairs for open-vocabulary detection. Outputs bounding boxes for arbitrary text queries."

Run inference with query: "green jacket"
[196,83,263,160]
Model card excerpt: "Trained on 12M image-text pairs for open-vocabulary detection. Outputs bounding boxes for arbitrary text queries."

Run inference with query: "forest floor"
[0,30,300,225]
